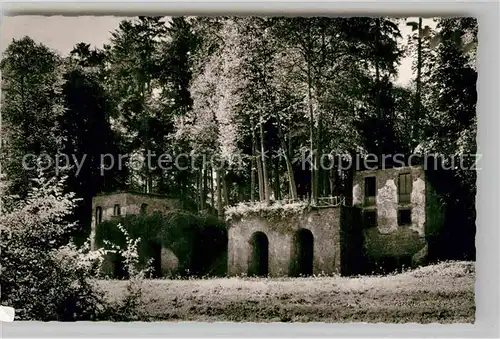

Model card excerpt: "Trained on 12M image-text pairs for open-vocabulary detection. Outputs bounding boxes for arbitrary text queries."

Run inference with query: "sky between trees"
[0,15,437,87]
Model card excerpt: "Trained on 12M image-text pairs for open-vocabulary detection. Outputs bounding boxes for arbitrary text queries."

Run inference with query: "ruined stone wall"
[91,192,180,223]
[90,192,181,251]
[126,193,182,216]
[352,166,430,264]
[227,207,341,277]
[92,192,129,222]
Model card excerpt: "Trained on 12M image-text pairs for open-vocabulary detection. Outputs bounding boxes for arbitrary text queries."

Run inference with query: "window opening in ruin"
[95,206,102,224]
[364,176,376,205]
[398,173,412,203]
[140,203,148,215]
[398,209,412,226]
[113,204,121,216]
[364,210,377,228]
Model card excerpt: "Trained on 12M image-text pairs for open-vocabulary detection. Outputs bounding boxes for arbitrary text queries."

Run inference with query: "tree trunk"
[202,166,208,210]
[313,110,322,202]
[216,169,223,219]
[259,114,271,202]
[250,158,256,202]
[252,122,265,201]
[256,155,264,201]
[197,168,202,211]
[344,150,357,206]
[322,167,329,197]
[210,166,215,210]
[273,156,281,200]
[329,166,335,196]
[314,25,328,202]
[306,58,317,205]
[375,18,382,163]
[223,173,230,207]
[276,115,298,200]
[414,17,423,149]
[286,135,297,200]
[285,154,298,200]
[250,130,256,202]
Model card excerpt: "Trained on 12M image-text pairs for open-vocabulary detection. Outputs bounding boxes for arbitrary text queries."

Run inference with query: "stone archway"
[290,228,314,277]
[248,232,269,277]
[113,253,129,279]
[149,242,162,278]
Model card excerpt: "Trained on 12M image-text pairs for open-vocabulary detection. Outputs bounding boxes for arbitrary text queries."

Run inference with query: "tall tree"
[188,17,243,215]
[159,17,200,207]
[348,18,403,162]
[419,18,477,260]
[59,43,124,242]
[105,17,168,193]
[0,37,66,197]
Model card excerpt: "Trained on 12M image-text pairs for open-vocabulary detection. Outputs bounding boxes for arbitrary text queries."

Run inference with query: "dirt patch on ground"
[98,261,475,323]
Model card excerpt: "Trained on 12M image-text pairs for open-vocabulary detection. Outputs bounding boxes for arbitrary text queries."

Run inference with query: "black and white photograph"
[0,15,477,324]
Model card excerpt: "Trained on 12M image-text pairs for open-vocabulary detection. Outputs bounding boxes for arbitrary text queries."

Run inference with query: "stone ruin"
[91,191,182,277]
[91,165,445,277]
[227,165,444,276]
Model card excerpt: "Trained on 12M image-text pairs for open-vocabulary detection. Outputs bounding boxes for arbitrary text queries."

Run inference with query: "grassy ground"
[99,261,475,323]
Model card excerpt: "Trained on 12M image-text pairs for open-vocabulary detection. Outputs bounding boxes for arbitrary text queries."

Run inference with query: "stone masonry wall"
[92,192,129,223]
[126,193,182,216]
[227,207,341,277]
[91,191,181,251]
[352,166,427,262]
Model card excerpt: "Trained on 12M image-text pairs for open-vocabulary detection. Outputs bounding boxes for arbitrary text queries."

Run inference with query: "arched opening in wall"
[248,232,269,277]
[113,253,129,279]
[149,242,162,278]
[191,226,228,277]
[290,228,314,277]
[140,203,148,215]
[113,204,121,216]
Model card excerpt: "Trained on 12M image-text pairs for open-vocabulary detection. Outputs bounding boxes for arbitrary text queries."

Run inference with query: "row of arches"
[248,229,314,277]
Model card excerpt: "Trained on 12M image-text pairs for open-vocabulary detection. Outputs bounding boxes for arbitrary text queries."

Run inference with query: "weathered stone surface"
[363,227,426,259]
[412,244,428,267]
[352,184,362,205]
[161,246,179,276]
[352,166,443,263]
[125,193,182,216]
[376,179,398,234]
[227,207,342,277]
[411,177,426,237]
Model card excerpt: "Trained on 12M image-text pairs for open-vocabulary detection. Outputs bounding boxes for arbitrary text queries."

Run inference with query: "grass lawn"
[99,261,475,323]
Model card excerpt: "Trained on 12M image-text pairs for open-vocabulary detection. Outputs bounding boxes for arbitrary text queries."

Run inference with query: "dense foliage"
[0,170,153,320]
[0,172,105,320]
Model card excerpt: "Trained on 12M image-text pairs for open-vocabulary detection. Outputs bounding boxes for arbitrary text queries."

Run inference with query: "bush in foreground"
[0,171,149,321]
[0,173,106,320]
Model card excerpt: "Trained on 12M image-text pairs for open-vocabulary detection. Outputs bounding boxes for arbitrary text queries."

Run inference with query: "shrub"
[99,223,152,321]
[224,200,310,223]
[0,170,153,321]
[0,172,107,320]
